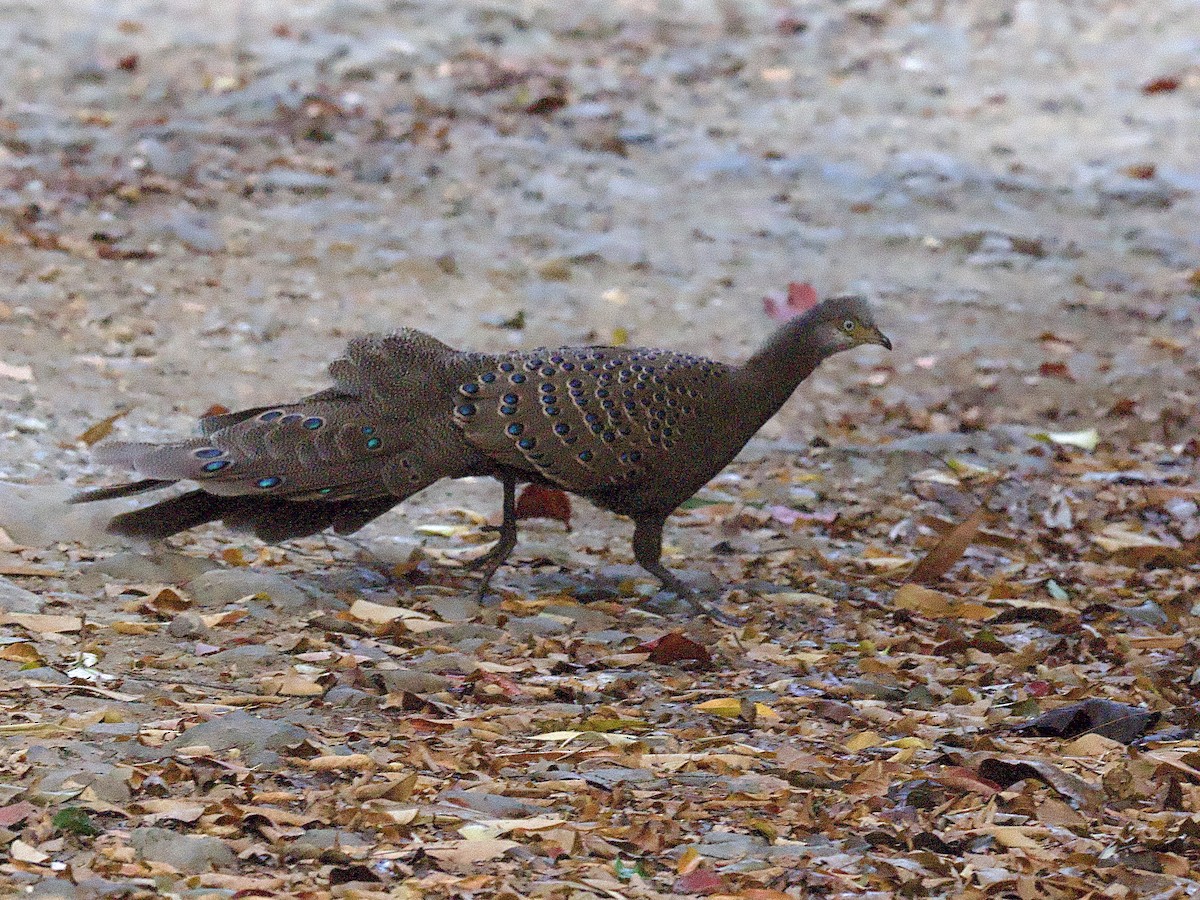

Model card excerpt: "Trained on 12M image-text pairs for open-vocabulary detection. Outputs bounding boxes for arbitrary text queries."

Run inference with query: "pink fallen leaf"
[673,868,727,895]
[767,504,801,526]
[0,801,37,828]
[763,282,819,321]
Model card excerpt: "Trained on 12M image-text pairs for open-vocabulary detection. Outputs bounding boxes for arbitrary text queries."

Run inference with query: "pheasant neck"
[735,314,833,429]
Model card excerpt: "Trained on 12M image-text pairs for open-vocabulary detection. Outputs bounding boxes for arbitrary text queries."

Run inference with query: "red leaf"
[763,281,819,321]
[0,801,36,828]
[673,869,726,895]
[634,632,712,667]
[1026,680,1052,698]
[1038,361,1074,382]
[478,671,524,698]
[1141,76,1181,95]
[933,766,1002,797]
[201,404,232,417]
[514,485,572,530]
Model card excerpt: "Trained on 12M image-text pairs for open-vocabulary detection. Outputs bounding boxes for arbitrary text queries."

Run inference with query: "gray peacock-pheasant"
[73,295,890,604]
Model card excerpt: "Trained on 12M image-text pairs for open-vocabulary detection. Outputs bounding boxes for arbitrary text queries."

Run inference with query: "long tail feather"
[70,479,175,504]
[105,490,400,542]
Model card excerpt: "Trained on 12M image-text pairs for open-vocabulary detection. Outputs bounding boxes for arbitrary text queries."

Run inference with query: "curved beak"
[874,330,892,351]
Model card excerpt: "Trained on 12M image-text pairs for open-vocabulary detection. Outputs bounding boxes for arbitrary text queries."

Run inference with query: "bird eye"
[841,319,856,332]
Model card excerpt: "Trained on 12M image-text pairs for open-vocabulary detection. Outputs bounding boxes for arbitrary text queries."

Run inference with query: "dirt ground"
[1,0,1199,897]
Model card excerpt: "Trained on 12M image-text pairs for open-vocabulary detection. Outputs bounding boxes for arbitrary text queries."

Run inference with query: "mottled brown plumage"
[72,295,890,605]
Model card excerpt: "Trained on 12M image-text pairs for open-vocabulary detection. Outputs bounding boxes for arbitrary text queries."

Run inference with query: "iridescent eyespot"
[579,450,593,462]
[280,414,302,425]
[511,373,526,384]
[545,406,560,416]
[258,410,283,422]
[500,405,516,415]
[461,383,479,395]
[193,447,223,459]
[457,404,476,417]
[500,362,514,372]
[366,437,382,449]
[318,487,334,495]
[257,476,282,489]
[518,438,535,450]
[302,417,324,430]
[507,423,523,436]
[481,372,497,383]
[503,393,519,405]
[202,460,230,473]
[554,423,570,435]
[362,426,376,435]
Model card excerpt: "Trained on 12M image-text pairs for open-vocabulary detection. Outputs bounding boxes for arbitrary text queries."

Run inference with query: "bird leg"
[632,515,742,624]
[471,474,519,597]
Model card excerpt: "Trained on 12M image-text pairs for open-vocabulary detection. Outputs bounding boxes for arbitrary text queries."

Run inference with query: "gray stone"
[403,650,474,674]
[376,668,451,693]
[94,551,217,584]
[434,623,503,643]
[167,710,310,754]
[324,686,374,707]
[505,615,570,637]
[130,827,235,873]
[290,828,370,852]
[15,666,70,684]
[188,569,312,609]
[82,722,140,739]
[442,789,546,818]
[696,831,771,860]
[205,645,283,671]
[167,613,207,639]
[25,879,77,898]
[426,595,480,621]
[0,576,43,613]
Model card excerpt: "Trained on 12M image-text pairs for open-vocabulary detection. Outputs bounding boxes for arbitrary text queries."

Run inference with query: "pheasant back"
[453,346,736,503]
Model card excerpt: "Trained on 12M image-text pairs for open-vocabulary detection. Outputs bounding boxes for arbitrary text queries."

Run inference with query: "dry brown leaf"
[72,408,130,447]
[304,753,377,772]
[1,612,82,633]
[0,562,58,577]
[893,584,996,621]
[907,505,987,583]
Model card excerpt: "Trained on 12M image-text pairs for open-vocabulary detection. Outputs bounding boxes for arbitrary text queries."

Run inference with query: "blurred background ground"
[1,1,1199,896]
